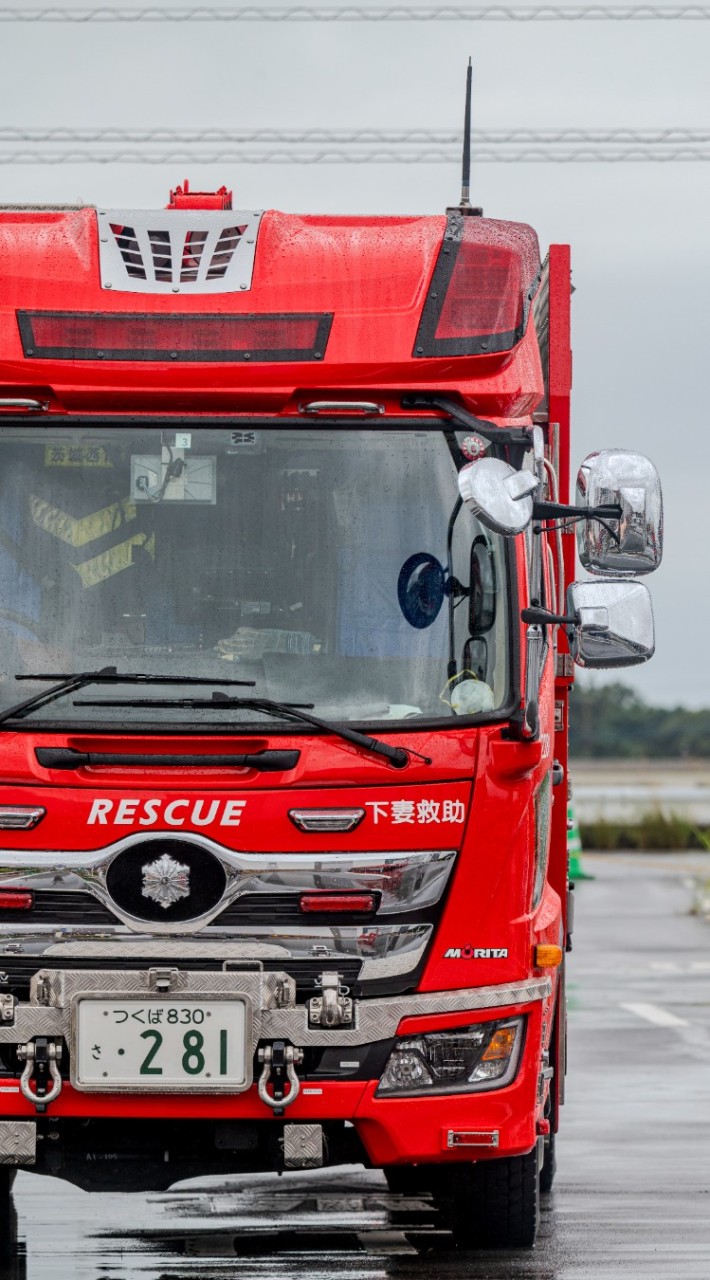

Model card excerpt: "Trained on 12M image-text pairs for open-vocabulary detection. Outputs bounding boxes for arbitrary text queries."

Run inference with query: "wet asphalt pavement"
[3,852,710,1279]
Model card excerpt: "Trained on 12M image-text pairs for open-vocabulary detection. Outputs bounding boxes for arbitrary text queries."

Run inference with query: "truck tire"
[384,1166,434,1195]
[539,1128,557,1194]
[440,1152,540,1249]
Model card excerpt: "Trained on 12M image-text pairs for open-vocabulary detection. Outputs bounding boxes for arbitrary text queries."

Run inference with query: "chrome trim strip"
[0,835,455,934]
[0,974,552,1051]
[288,809,365,833]
[0,807,45,831]
[0,923,432,981]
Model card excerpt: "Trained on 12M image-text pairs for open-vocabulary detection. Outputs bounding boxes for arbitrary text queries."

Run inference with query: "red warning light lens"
[435,242,523,341]
[18,311,333,364]
[413,217,540,359]
[0,891,33,910]
[299,894,375,914]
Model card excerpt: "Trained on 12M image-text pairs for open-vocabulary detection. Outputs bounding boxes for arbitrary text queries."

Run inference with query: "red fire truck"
[0,180,661,1249]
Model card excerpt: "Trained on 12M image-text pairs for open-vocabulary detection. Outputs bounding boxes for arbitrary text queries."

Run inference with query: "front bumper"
[0,969,550,1166]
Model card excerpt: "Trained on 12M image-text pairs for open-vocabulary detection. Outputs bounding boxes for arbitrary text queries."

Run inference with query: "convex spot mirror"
[576,449,663,575]
[397,553,446,629]
[458,458,538,536]
[567,579,655,669]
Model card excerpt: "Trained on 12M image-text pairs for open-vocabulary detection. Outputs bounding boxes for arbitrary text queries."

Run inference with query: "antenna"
[460,57,473,208]
[447,60,482,216]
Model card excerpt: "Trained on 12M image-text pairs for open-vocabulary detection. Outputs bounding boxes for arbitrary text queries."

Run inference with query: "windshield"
[0,424,510,728]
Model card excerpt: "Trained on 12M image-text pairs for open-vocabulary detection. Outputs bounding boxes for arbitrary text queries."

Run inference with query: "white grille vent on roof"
[97,208,263,294]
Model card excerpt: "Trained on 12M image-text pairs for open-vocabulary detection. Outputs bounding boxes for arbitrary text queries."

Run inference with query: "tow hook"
[257,1041,304,1115]
[17,1038,63,1112]
[308,971,353,1029]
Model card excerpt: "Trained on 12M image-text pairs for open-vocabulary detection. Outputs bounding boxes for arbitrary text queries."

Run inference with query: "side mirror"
[576,450,663,575]
[458,458,538,536]
[567,579,654,669]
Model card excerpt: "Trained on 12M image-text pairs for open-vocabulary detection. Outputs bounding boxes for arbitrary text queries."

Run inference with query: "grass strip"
[579,811,710,851]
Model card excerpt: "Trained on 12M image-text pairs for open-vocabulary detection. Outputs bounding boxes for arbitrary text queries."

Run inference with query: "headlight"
[376,1017,524,1097]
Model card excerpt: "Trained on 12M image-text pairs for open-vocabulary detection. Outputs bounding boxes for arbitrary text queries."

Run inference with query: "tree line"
[569,683,710,758]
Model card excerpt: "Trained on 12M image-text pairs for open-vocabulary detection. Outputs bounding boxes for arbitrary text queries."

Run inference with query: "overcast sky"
[0,2,707,707]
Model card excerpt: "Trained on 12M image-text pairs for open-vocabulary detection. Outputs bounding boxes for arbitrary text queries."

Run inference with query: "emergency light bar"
[17,311,333,364]
[414,214,541,359]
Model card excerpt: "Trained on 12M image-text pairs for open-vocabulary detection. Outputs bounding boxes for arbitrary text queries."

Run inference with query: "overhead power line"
[0,127,708,144]
[0,5,709,21]
[1,147,709,162]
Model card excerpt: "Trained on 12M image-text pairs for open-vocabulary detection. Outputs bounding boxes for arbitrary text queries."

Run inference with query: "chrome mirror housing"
[566,579,654,669]
[458,458,538,536]
[576,450,663,575]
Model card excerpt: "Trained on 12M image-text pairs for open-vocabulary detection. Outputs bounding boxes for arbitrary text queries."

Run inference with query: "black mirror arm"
[445,495,464,680]
[403,395,532,449]
[532,501,622,521]
[445,576,468,599]
[532,501,622,546]
[521,606,577,627]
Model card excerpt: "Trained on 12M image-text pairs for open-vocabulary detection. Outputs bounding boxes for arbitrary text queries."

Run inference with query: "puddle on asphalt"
[5,1169,562,1280]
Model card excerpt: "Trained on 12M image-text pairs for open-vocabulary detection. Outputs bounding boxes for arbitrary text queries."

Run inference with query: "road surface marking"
[621,1002,688,1028]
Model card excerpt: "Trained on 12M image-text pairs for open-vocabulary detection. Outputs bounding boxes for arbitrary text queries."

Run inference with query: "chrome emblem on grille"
[141,853,191,910]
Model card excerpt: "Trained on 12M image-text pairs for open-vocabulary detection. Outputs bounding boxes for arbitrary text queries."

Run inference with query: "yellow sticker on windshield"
[72,532,156,588]
[30,495,137,548]
[44,445,113,468]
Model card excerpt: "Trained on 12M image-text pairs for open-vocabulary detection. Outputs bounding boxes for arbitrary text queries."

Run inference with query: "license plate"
[73,998,248,1092]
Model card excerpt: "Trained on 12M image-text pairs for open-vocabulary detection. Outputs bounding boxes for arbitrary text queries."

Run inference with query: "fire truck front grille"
[0,890,383,929]
[0,843,449,990]
[0,890,111,926]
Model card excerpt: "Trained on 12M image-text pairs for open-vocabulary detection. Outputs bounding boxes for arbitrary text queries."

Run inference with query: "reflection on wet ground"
[4,855,710,1280]
[6,1167,566,1279]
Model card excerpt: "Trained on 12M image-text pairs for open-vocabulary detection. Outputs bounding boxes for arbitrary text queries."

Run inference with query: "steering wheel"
[0,612,50,683]
[0,609,45,639]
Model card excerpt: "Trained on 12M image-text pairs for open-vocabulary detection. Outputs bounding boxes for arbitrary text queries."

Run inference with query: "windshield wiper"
[0,666,256,727]
[74,692,421,769]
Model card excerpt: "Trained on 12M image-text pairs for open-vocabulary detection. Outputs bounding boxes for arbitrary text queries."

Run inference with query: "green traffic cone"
[568,802,593,880]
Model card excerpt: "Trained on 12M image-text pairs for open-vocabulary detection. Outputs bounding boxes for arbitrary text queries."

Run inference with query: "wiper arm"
[75,697,315,711]
[74,692,422,769]
[0,666,256,726]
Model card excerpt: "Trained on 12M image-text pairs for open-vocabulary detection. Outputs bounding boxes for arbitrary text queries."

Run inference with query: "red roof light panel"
[17,311,333,364]
[414,215,541,359]
[435,242,523,340]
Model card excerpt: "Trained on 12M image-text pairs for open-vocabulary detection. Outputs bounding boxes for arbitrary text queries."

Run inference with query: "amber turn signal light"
[534,944,563,968]
[480,1026,518,1062]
